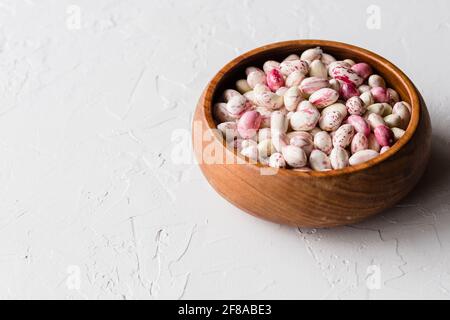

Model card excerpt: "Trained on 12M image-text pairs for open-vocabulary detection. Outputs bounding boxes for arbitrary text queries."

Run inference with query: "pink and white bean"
[269,153,286,168]
[309,150,332,171]
[351,132,369,154]
[282,145,307,168]
[309,60,328,79]
[309,88,339,108]
[346,96,366,116]
[237,111,262,139]
[266,69,285,92]
[300,77,330,97]
[301,47,323,63]
[349,150,380,166]
[351,63,373,80]
[290,105,320,131]
[263,60,280,73]
[330,66,364,86]
[314,131,333,155]
[374,125,395,147]
[286,70,306,87]
[330,147,349,169]
[279,60,309,77]
[319,110,345,132]
[339,82,360,100]
[332,124,355,148]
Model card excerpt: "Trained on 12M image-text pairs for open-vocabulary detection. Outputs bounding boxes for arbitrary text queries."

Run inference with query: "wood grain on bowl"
[192,40,432,228]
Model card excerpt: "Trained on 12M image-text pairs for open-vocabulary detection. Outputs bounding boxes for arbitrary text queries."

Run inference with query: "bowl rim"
[201,39,421,177]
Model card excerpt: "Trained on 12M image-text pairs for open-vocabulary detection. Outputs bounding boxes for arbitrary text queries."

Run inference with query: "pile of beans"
[214,47,412,171]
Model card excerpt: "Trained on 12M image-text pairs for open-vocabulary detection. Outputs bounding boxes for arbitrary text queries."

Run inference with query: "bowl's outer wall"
[193,41,432,227]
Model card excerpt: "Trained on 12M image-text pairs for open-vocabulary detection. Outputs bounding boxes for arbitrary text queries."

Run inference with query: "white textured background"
[0,0,449,300]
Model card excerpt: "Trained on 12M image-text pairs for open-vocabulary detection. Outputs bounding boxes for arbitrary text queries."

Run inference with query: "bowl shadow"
[352,132,450,229]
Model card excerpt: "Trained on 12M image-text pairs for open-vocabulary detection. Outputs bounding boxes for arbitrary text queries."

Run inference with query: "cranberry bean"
[238,111,262,139]
[269,152,286,168]
[300,77,330,97]
[330,147,349,169]
[282,145,307,168]
[290,105,320,131]
[339,82,360,100]
[266,69,285,92]
[346,96,366,116]
[351,132,369,154]
[346,115,371,136]
[309,88,339,108]
[314,131,333,154]
[374,125,395,147]
[309,150,332,171]
[351,63,373,80]
[332,124,355,148]
[349,150,380,166]
[371,87,390,103]
[279,60,309,77]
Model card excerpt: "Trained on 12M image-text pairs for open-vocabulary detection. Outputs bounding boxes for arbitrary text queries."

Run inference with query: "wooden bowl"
[192,40,431,228]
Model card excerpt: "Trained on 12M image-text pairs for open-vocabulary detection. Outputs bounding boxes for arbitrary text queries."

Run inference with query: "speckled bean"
[346,115,371,136]
[235,79,252,94]
[247,70,267,89]
[366,103,386,116]
[217,122,238,141]
[330,66,364,86]
[393,102,412,129]
[226,95,247,115]
[346,96,366,116]
[392,127,406,140]
[254,86,284,110]
[309,150,332,171]
[371,87,390,103]
[309,88,339,108]
[319,110,345,132]
[321,53,337,66]
[329,79,341,91]
[238,110,262,139]
[349,150,380,166]
[240,145,259,160]
[258,139,276,159]
[332,124,355,148]
[279,60,309,77]
[360,91,374,107]
[299,77,330,97]
[301,47,323,63]
[351,132,369,154]
[384,114,402,128]
[282,145,307,168]
[374,125,395,147]
[367,113,386,130]
[368,74,386,88]
[339,82,360,100]
[314,131,333,154]
[358,85,371,93]
[214,102,240,123]
[309,60,328,79]
[284,86,303,111]
[268,152,286,168]
[366,133,380,152]
[263,60,280,74]
[266,68,285,92]
[290,105,320,131]
[286,70,306,87]
[287,131,314,155]
[330,146,349,169]
[380,146,390,154]
[351,63,373,80]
